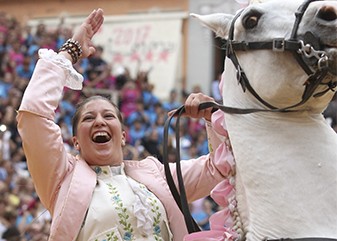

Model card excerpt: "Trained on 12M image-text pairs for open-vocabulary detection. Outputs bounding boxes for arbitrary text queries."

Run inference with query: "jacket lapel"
[49,159,96,241]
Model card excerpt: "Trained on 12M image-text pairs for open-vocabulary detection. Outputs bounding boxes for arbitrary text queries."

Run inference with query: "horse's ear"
[190,13,233,39]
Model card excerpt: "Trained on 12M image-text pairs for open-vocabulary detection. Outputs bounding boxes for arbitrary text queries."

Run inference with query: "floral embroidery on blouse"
[148,196,163,241]
[107,183,134,240]
[139,184,165,240]
[98,181,167,241]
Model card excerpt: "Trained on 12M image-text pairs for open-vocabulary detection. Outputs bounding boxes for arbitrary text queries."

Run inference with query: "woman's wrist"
[58,39,83,64]
[58,51,73,63]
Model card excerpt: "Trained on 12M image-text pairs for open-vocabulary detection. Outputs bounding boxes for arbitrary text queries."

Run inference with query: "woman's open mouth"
[92,131,111,143]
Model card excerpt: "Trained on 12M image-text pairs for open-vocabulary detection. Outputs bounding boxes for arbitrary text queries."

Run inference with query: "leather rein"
[163,0,337,235]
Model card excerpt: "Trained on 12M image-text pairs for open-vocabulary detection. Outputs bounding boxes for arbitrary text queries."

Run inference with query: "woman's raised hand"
[72,8,104,59]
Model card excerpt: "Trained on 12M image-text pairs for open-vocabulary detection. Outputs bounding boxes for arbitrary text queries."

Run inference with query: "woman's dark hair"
[72,95,123,136]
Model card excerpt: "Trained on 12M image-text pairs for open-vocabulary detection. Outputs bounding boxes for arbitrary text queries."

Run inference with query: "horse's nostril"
[317,6,337,21]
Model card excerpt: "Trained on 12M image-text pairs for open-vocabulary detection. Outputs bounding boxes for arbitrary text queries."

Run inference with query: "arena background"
[1,0,241,100]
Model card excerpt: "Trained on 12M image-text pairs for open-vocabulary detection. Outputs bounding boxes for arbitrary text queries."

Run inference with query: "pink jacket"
[17,59,229,241]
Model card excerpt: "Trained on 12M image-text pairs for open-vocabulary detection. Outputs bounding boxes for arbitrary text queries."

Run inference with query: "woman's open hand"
[71,9,104,59]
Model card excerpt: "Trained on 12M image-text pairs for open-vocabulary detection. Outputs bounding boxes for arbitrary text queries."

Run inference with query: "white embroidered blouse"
[76,164,173,241]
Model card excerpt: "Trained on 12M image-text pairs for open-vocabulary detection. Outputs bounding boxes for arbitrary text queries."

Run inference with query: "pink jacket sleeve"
[16,59,72,212]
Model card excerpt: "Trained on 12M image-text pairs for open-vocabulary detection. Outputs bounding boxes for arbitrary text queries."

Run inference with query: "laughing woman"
[17,8,233,241]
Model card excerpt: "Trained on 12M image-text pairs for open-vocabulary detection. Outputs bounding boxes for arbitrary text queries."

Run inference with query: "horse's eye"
[242,10,262,29]
[243,15,259,29]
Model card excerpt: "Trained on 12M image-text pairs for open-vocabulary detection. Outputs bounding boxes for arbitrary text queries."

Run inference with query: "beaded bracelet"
[58,39,83,64]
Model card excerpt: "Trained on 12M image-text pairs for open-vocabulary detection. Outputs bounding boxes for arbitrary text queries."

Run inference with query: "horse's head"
[191,0,337,113]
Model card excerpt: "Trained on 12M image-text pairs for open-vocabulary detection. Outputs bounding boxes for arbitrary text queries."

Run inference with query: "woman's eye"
[105,114,115,119]
[83,116,94,121]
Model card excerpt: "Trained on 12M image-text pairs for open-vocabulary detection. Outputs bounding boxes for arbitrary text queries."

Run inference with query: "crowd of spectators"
[1,10,337,241]
[0,11,219,240]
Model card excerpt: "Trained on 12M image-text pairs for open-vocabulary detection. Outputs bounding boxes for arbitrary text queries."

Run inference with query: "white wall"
[186,0,241,95]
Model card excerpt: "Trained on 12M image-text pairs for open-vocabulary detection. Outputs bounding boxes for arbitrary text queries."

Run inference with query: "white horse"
[192,0,337,240]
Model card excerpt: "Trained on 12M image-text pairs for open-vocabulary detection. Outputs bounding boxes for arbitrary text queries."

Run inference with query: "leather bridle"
[226,0,336,111]
[163,0,337,236]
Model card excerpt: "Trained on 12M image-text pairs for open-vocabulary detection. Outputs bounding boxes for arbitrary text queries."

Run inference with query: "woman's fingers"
[184,93,215,120]
[167,93,214,121]
[91,9,104,35]
[72,9,104,59]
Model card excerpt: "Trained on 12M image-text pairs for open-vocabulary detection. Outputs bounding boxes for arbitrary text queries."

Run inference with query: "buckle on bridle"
[273,38,285,52]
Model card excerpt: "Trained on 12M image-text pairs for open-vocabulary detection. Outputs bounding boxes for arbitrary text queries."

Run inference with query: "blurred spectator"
[119,80,141,119]
[15,196,36,233]
[166,147,178,163]
[74,58,89,81]
[152,114,173,145]
[141,81,159,111]
[147,102,164,126]
[7,41,24,68]
[0,128,11,162]
[0,72,13,100]
[196,129,210,156]
[141,128,163,161]
[162,89,181,112]
[171,123,192,160]
[21,25,34,50]
[33,23,47,46]
[126,99,151,127]
[190,197,215,231]
[0,32,7,56]
[15,55,34,81]
[186,117,205,141]
[1,225,21,241]
[114,66,132,91]
[128,119,147,146]
[123,144,139,160]
[0,196,9,238]
[57,118,73,152]
[84,45,109,88]
[57,90,77,132]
